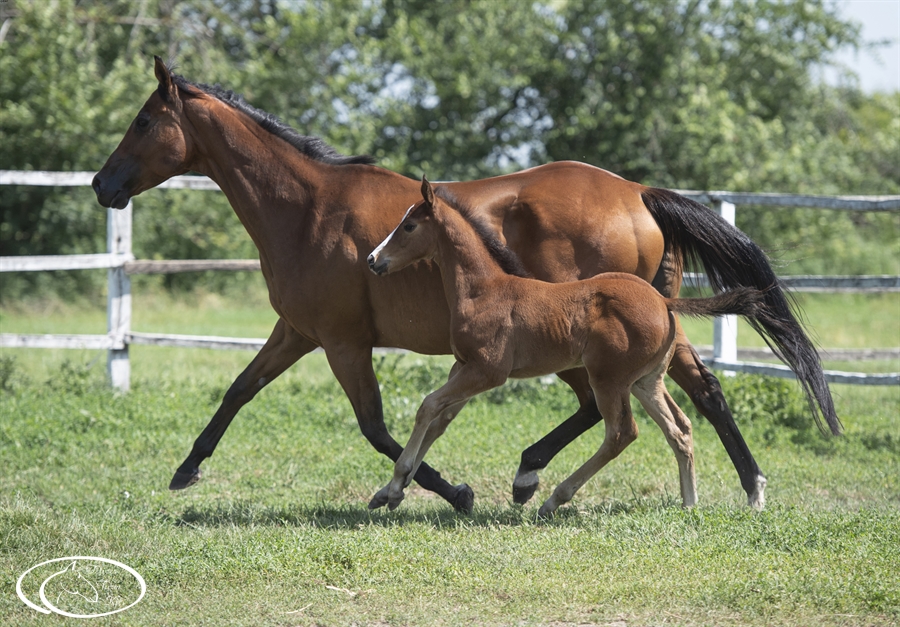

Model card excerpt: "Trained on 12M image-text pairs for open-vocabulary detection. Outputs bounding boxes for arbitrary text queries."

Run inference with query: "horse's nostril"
[91,175,103,195]
[367,254,375,267]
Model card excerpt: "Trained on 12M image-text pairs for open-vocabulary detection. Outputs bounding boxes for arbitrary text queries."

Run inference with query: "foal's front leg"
[368,399,470,510]
[377,362,504,511]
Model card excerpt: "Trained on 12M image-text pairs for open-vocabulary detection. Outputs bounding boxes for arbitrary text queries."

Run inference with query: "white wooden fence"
[1,170,898,390]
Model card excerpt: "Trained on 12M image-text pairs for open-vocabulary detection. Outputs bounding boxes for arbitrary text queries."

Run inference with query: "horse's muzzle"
[92,173,132,209]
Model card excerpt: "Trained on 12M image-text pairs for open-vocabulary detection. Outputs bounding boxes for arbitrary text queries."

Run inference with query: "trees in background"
[1,0,897,300]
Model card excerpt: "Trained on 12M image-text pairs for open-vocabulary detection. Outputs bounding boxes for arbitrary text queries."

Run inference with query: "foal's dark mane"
[165,70,375,167]
[433,187,532,279]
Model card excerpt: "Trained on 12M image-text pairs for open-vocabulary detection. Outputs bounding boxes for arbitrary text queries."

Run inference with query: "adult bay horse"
[92,57,840,511]
[367,177,770,516]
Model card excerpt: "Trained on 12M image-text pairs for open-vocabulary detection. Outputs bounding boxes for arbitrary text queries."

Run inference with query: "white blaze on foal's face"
[368,203,416,273]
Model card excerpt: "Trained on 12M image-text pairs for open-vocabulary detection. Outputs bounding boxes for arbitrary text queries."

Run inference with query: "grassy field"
[1,291,899,625]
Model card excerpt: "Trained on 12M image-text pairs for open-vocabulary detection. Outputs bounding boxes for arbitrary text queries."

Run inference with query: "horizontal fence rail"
[1,170,898,390]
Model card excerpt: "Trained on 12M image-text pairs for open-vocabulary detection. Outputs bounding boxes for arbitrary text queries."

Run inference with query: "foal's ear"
[154,55,177,102]
[421,175,435,207]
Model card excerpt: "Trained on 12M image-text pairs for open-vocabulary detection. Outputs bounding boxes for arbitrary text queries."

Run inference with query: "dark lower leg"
[325,346,473,512]
[513,368,603,504]
[170,319,316,490]
[668,337,766,502]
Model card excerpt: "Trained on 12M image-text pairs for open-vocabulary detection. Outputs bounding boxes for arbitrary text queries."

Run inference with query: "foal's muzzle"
[367,253,388,275]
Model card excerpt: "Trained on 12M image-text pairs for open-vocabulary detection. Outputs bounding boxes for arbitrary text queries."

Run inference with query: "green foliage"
[0,355,19,392]
[1,0,897,303]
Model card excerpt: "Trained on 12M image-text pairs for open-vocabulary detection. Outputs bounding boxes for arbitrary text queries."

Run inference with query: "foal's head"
[368,177,441,276]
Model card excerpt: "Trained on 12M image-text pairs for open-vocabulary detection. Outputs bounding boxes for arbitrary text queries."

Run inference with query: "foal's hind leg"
[655,263,766,508]
[632,373,697,508]
[513,368,603,505]
[538,384,638,519]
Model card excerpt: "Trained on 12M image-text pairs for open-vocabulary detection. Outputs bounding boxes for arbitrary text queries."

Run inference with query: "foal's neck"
[434,205,511,308]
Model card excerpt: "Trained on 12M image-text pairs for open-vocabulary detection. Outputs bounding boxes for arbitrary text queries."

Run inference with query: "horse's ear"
[421,175,435,207]
[154,55,176,102]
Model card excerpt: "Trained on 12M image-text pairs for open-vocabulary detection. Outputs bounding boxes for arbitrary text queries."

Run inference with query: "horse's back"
[446,163,664,284]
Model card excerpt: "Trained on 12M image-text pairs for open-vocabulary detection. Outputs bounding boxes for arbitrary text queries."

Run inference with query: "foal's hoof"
[450,483,474,514]
[387,491,405,511]
[368,486,390,510]
[537,502,556,520]
[169,467,201,491]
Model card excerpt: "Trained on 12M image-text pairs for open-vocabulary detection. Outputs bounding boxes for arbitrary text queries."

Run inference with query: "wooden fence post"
[712,199,738,375]
[107,202,132,391]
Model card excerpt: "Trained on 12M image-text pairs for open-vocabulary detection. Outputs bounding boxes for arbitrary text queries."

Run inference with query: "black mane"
[433,187,532,279]
[167,72,375,167]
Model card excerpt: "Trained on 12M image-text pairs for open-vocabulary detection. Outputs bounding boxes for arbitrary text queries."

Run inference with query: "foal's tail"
[666,287,766,320]
[642,187,840,435]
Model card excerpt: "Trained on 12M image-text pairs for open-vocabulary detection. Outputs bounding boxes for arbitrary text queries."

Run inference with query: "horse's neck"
[435,207,508,310]
[183,98,320,244]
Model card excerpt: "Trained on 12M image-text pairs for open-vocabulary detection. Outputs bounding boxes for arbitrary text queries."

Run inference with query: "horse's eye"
[135,117,150,130]
[403,223,417,233]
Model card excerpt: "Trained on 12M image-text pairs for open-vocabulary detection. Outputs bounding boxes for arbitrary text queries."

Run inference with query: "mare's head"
[93,57,194,208]
[368,176,442,275]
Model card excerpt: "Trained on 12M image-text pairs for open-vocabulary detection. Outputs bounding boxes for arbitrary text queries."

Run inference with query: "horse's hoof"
[512,471,539,505]
[451,483,474,514]
[747,474,767,511]
[169,468,201,491]
[513,482,538,505]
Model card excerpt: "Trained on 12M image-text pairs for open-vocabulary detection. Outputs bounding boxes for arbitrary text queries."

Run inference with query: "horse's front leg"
[323,345,475,513]
[381,361,503,510]
[513,367,603,504]
[170,318,317,490]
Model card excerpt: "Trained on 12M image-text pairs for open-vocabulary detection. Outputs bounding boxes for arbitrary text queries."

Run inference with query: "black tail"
[642,187,840,435]
[666,287,766,320]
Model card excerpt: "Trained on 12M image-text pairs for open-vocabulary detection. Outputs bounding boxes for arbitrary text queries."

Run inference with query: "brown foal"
[368,178,767,516]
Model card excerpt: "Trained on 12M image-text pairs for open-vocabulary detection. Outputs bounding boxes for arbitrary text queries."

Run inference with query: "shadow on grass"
[163,493,685,530]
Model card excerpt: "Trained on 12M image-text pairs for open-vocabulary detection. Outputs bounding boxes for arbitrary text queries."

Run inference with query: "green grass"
[1,330,899,625]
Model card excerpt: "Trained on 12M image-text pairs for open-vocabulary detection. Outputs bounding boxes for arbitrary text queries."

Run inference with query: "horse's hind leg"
[538,384,637,519]
[632,373,696,508]
[513,367,603,504]
[170,317,316,490]
[667,325,766,509]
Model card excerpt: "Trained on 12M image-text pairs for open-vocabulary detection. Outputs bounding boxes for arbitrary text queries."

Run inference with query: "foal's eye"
[403,223,417,233]
[135,117,150,130]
